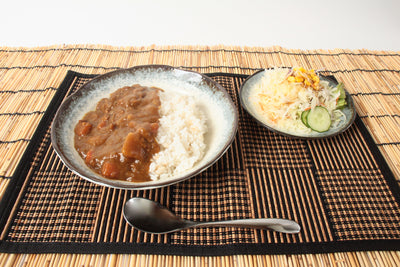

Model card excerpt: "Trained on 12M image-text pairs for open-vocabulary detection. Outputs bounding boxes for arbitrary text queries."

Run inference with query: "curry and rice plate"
[74,84,207,183]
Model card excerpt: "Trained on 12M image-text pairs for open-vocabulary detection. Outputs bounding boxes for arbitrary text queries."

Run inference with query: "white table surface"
[1,0,399,51]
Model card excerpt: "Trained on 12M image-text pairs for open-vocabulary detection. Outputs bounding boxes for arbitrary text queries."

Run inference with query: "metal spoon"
[123,197,301,234]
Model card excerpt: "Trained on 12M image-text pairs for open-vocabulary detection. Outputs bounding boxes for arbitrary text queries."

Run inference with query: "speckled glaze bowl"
[239,69,356,139]
[51,65,238,190]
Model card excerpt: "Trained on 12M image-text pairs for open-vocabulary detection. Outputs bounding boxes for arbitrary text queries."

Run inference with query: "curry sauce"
[74,84,162,182]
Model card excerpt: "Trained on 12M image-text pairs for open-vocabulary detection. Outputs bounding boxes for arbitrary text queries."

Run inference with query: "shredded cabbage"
[250,67,346,134]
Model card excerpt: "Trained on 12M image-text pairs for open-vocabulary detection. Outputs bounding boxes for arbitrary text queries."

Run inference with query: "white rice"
[149,91,207,180]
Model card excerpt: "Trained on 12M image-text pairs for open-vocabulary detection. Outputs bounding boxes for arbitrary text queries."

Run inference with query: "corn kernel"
[313,82,320,90]
[295,76,304,82]
[298,67,306,72]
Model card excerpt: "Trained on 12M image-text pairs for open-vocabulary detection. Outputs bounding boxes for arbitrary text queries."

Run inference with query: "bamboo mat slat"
[0,44,399,266]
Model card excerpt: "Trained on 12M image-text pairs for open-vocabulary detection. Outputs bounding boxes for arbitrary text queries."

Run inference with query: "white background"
[1,0,399,51]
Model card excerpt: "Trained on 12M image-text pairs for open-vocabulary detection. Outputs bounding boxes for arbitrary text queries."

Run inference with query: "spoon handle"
[193,218,301,234]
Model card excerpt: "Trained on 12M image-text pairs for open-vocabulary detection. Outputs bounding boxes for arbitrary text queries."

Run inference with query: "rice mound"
[149,91,207,180]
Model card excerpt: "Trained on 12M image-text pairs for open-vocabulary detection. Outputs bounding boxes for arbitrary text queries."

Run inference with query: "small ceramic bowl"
[239,69,356,139]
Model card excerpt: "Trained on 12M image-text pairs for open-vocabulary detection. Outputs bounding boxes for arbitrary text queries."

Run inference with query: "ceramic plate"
[51,65,238,190]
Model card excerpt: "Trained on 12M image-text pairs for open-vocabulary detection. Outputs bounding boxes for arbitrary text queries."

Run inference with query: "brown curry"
[74,84,162,182]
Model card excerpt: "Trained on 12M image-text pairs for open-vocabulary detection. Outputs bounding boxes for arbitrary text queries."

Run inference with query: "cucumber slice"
[301,110,310,127]
[307,106,331,132]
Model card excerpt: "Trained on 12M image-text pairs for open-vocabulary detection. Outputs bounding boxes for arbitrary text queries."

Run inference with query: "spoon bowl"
[123,198,301,234]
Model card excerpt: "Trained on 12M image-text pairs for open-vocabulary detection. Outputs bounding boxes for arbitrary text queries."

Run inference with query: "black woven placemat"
[0,70,399,255]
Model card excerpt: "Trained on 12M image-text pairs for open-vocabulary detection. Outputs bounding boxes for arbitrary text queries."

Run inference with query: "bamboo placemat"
[1,70,400,256]
[0,45,400,266]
